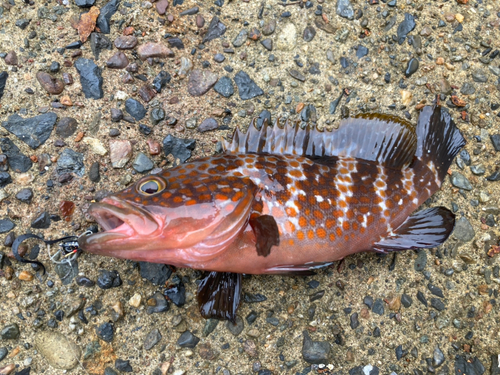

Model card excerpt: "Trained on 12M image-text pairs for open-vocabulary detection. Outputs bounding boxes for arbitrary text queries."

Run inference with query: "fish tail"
[414,105,466,184]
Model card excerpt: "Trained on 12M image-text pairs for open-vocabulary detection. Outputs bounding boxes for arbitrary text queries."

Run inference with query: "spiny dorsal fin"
[223,113,418,169]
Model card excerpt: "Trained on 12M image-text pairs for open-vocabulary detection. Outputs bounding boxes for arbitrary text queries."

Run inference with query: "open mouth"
[79,196,159,250]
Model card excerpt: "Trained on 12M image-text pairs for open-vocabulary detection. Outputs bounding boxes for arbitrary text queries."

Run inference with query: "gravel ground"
[0,0,500,374]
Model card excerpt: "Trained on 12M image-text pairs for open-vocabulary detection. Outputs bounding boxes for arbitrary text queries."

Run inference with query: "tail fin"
[415,105,466,182]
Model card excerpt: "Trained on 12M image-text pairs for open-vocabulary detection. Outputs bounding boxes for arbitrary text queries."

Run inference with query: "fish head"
[79,165,256,265]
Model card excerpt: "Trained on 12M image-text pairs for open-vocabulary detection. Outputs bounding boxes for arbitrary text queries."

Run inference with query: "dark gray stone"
[430,298,445,311]
[97,323,114,342]
[397,13,416,44]
[0,172,11,188]
[15,188,33,203]
[125,99,146,120]
[152,71,171,93]
[75,0,96,7]
[89,162,100,182]
[115,358,132,372]
[460,82,475,95]
[164,281,186,307]
[177,331,200,348]
[202,16,226,44]
[75,58,104,99]
[414,249,427,271]
[433,346,444,367]
[428,284,444,298]
[96,0,121,34]
[90,33,112,60]
[472,70,488,83]
[0,324,19,340]
[234,71,264,100]
[97,270,122,289]
[2,112,57,149]
[162,135,196,163]
[405,58,419,77]
[0,347,7,361]
[454,356,485,375]
[146,292,170,314]
[56,148,85,177]
[132,152,154,173]
[226,316,244,336]
[0,71,8,100]
[198,118,218,132]
[372,299,384,315]
[303,26,316,42]
[139,262,172,285]
[31,211,51,229]
[336,0,354,19]
[56,117,78,138]
[214,76,234,98]
[356,45,369,58]
[260,38,273,51]
[0,138,32,173]
[302,330,330,364]
[144,329,162,350]
[401,294,412,308]
[453,217,475,242]
[0,219,15,234]
[232,29,248,47]
[490,134,500,151]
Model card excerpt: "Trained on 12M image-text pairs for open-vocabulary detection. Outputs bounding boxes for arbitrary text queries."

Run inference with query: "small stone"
[450,171,472,190]
[260,38,273,51]
[303,26,316,42]
[36,71,64,94]
[188,69,218,96]
[31,211,51,229]
[433,346,445,367]
[114,36,138,49]
[1,324,19,340]
[74,58,103,99]
[35,331,81,370]
[96,323,114,342]
[19,271,34,281]
[56,148,85,177]
[97,270,122,289]
[213,76,234,98]
[125,98,146,120]
[234,71,263,100]
[144,328,162,350]
[139,262,172,285]
[302,330,330,364]
[115,359,133,372]
[397,13,416,44]
[232,29,248,47]
[96,0,120,34]
[138,85,156,103]
[336,0,354,19]
[202,16,226,44]
[177,331,200,348]
[15,188,33,203]
[155,0,169,14]
[198,118,218,132]
[152,71,171,93]
[132,152,154,173]
[137,43,174,60]
[129,293,142,308]
[453,217,475,242]
[106,52,129,69]
[226,316,244,336]
[162,135,196,163]
[472,70,488,83]
[5,51,18,66]
[430,298,445,311]
[405,58,419,77]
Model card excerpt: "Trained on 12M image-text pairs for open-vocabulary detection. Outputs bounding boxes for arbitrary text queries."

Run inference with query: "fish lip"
[81,196,159,249]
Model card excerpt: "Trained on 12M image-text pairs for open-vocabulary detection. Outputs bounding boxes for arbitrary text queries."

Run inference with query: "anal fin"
[373,207,455,253]
[197,272,242,322]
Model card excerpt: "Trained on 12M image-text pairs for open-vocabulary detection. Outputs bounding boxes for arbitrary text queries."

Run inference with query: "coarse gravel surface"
[0,0,500,374]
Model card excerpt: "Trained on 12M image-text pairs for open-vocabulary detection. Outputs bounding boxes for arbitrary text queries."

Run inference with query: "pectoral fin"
[373,207,455,253]
[197,271,242,322]
[249,214,280,257]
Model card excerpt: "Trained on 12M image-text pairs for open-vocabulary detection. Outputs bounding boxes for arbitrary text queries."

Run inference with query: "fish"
[79,105,466,321]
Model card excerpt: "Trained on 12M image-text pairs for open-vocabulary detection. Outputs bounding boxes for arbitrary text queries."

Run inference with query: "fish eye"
[139,179,164,195]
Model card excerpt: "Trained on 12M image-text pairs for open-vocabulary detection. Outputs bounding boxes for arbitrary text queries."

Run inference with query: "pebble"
[2,112,57,149]
[213,76,234,98]
[125,98,147,120]
[0,72,7,100]
[397,13,416,44]
[97,270,122,289]
[0,173,11,188]
[144,328,162,350]
[0,347,7,361]
[302,331,330,364]
[155,0,169,14]
[132,152,154,173]
[234,71,264,100]
[0,139,32,173]
[213,53,225,63]
[152,71,171,93]
[405,58,419,77]
[0,324,19,340]
[106,52,129,69]
[96,0,120,34]
[115,359,133,372]
[471,70,488,83]
[76,275,95,287]
[31,211,51,229]
[260,38,273,51]
[460,82,475,95]
[232,29,248,47]
[198,118,218,132]
[75,58,104,99]
[139,262,172,285]
[372,299,384,315]
[56,148,85,177]
[56,117,78,138]
[453,217,475,242]
[75,0,95,7]
[104,368,119,375]
[276,23,297,51]
[489,134,500,151]
[90,33,112,60]
[226,316,244,336]
[146,292,169,314]
[96,322,114,342]
[163,135,196,163]
[350,313,359,329]
[137,43,174,60]
[202,16,226,43]
[35,331,80,369]
[187,69,218,96]
[433,346,444,367]
[177,331,200,348]
[114,35,138,49]
[455,356,485,375]
[303,26,316,42]
[430,298,445,311]
[450,171,472,190]
[336,0,354,19]
[36,71,64,94]
[164,281,186,306]
[202,319,219,337]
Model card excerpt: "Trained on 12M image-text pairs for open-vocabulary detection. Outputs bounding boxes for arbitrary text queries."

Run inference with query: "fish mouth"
[79,196,159,250]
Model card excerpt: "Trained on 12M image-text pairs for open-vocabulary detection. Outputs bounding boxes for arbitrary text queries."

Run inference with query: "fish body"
[79,105,465,320]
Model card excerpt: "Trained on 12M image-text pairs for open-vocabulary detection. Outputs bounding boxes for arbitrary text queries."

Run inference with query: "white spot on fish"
[315,195,324,203]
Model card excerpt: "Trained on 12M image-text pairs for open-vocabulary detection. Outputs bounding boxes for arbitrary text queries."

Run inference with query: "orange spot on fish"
[313,210,324,220]
[215,193,228,201]
[307,230,315,240]
[298,216,307,228]
[173,196,183,203]
[329,233,336,241]
[232,191,244,201]
[288,239,295,246]
[346,210,354,220]
[289,170,303,178]
[316,227,326,239]
[286,207,297,217]
[336,227,343,237]
[342,222,350,231]
[333,210,343,218]
[326,218,336,229]
[297,231,305,240]
[352,222,359,231]
[285,221,296,233]
[185,199,197,206]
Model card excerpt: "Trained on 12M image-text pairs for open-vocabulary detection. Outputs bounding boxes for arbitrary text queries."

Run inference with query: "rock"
[232,29,248,47]
[260,38,273,51]
[155,0,169,14]
[198,118,218,132]
[214,76,234,98]
[139,262,172,285]
[350,313,359,329]
[0,347,7,361]
[0,218,14,233]
[104,368,118,375]
[213,53,225,63]
[336,0,354,19]
[450,171,472,190]
[2,112,57,149]
[471,70,488,83]
[401,294,412,308]
[56,117,78,138]
[138,85,156,103]
[202,16,226,43]
[97,270,122,289]
[256,110,271,129]
[433,346,444,367]
[35,331,81,369]
[372,299,384,315]
[75,0,95,7]
[15,188,33,203]
[167,37,184,49]
[276,22,297,51]
[356,45,369,58]
[0,138,32,173]
[132,152,154,173]
[96,0,121,34]
[405,58,419,77]
[109,140,132,168]
[0,324,19,340]
[187,69,218,96]
[115,359,132,372]
[453,217,475,242]
[397,13,416,44]
[144,329,162,350]
[460,82,475,95]
[226,316,244,336]
[36,71,64,94]
[0,72,8,100]
[430,298,445,311]
[88,162,100,182]
[96,323,114,342]
[491,354,500,375]
[490,134,500,151]
[4,51,17,66]
[150,108,165,125]
[164,281,186,307]
[234,71,264,100]
[302,331,330,364]
[163,135,196,163]
[0,172,11,188]
[125,98,146,120]
[454,356,485,375]
[177,331,200,348]
[137,43,174,60]
[31,211,50,229]
[114,35,137,49]
[303,25,316,42]
[90,33,112,60]
[289,69,306,82]
[428,283,444,298]
[74,58,104,99]
[152,71,171,93]
[262,19,276,35]
[146,292,170,314]
[83,137,107,156]
[106,52,129,69]
[56,149,85,177]
[414,250,427,271]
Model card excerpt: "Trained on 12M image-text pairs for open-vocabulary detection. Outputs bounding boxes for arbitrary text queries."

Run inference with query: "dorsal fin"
[223,113,418,169]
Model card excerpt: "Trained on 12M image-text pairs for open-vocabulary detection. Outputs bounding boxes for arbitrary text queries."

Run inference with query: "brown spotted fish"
[79,105,465,320]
